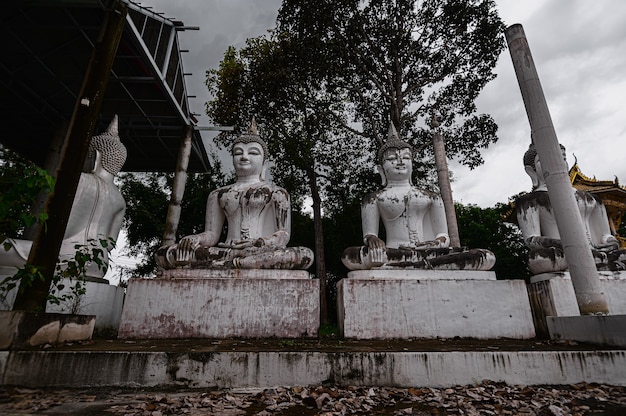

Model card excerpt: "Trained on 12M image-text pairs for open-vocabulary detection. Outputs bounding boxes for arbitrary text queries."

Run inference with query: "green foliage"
[0,237,114,313]
[0,145,55,242]
[276,0,505,168]
[455,202,531,281]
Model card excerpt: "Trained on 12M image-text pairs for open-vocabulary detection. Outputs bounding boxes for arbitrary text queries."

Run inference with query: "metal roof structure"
[0,0,211,172]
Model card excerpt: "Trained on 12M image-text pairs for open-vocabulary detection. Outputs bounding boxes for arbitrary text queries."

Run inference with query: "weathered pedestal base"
[337,270,535,339]
[0,267,124,333]
[118,270,319,339]
[0,311,95,349]
[528,271,626,338]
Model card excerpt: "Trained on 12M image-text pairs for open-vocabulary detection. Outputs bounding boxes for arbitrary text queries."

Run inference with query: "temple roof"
[569,163,626,202]
[0,0,212,173]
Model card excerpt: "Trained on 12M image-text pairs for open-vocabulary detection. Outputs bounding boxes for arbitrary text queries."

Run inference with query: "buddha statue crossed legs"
[342,125,495,271]
[155,120,314,270]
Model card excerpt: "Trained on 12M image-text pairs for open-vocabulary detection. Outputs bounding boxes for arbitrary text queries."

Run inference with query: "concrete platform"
[528,271,626,337]
[337,271,535,339]
[1,346,624,388]
[548,315,626,348]
[119,272,319,338]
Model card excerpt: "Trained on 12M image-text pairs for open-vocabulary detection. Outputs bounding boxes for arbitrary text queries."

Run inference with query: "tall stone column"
[505,24,608,315]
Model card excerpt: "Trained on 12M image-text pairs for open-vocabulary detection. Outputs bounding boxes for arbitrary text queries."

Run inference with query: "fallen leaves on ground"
[0,381,625,415]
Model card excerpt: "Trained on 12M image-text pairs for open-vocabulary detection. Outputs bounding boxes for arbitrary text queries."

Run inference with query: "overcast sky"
[143,0,626,208]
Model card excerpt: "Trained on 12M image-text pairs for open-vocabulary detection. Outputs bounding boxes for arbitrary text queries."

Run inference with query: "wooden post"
[13,1,127,312]
[430,116,461,248]
[162,126,193,247]
[506,24,608,315]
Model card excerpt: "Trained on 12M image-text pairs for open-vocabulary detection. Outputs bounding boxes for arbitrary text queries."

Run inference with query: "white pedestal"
[0,267,124,333]
[528,271,626,338]
[337,271,535,339]
[118,270,319,339]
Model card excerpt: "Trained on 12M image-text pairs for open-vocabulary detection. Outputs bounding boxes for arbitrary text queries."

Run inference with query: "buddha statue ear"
[524,165,539,190]
[377,165,387,187]
[260,160,269,181]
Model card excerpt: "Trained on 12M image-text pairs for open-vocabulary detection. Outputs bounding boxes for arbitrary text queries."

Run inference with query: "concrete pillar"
[430,116,460,248]
[505,24,608,314]
[162,126,193,247]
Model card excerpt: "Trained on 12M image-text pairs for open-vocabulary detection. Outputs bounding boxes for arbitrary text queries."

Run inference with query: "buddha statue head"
[232,118,268,162]
[86,115,127,176]
[523,143,566,190]
[377,124,414,186]
[232,118,269,181]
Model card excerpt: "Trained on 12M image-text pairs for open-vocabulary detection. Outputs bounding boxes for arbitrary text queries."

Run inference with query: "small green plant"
[0,237,115,313]
[50,237,115,314]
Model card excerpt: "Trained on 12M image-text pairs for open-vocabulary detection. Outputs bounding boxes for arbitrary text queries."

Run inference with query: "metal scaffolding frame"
[0,0,210,172]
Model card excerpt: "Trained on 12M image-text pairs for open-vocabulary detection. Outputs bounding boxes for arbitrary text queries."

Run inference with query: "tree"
[0,145,55,243]
[455,202,530,281]
[276,0,505,167]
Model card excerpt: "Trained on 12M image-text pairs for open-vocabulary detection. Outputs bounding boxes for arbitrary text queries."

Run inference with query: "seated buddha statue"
[155,120,314,270]
[515,143,625,274]
[1,116,127,279]
[341,125,495,271]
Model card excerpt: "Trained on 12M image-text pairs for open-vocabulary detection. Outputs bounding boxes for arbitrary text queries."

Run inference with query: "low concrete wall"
[548,315,626,347]
[1,349,625,388]
[118,274,319,339]
[529,271,626,338]
[338,272,535,339]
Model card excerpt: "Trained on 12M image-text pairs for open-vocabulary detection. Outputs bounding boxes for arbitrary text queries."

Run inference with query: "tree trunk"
[306,167,327,326]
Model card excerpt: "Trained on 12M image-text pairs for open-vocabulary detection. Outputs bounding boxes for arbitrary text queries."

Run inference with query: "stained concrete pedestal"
[118,270,319,339]
[0,267,124,333]
[337,270,535,339]
[528,271,626,338]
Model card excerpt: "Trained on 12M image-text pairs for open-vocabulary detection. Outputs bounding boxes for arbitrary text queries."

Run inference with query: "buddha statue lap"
[515,143,625,274]
[155,120,314,270]
[341,125,495,271]
[1,116,127,279]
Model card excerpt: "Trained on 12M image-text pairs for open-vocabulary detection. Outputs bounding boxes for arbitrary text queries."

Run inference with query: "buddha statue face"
[232,141,265,179]
[380,147,412,183]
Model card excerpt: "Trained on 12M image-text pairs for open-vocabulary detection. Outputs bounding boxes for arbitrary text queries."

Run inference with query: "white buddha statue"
[341,124,495,271]
[516,143,625,274]
[155,120,314,270]
[1,116,127,279]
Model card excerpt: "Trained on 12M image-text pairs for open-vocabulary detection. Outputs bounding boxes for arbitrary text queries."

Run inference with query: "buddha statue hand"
[595,235,620,252]
[176,235,201,262]
[218,238,265,249]
[364,234,387,265]
[525,236,563,251]
[402,234,450,250]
